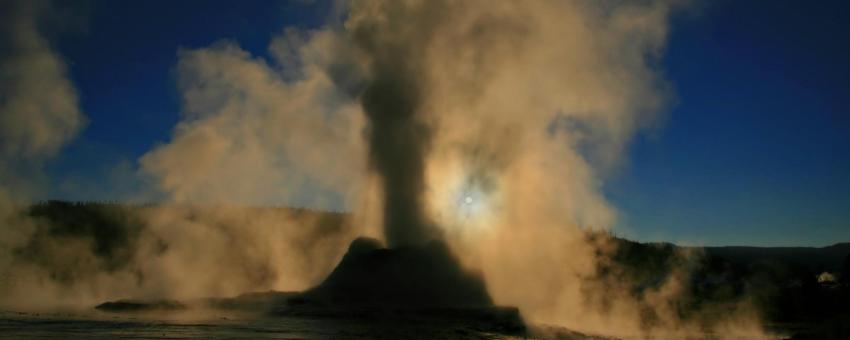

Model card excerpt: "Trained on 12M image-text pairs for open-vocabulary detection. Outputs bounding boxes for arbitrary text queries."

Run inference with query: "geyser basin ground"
[93,237,529,337]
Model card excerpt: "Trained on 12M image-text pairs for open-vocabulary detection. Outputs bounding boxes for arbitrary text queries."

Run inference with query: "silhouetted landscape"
[8,201,847,338]
[3,1,849,338]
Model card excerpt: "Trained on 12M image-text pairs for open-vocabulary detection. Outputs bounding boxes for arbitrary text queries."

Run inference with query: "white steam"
[141,30,367,208]
[0,0,86,294]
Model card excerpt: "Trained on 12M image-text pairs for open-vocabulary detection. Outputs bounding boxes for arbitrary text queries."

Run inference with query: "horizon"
[20,199,850,248]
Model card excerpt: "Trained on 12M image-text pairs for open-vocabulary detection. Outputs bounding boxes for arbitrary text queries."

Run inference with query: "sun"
[427,158,500,232]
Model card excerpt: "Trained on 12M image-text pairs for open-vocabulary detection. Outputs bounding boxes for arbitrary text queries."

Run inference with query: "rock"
[95,299,186,312]
[291,237,492,308]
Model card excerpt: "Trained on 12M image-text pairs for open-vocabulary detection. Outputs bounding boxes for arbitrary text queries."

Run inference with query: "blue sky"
[607,0,850,246]
[45,0,849,246]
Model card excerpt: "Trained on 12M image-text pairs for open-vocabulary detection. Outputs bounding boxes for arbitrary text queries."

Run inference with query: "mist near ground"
[6,202,850,338]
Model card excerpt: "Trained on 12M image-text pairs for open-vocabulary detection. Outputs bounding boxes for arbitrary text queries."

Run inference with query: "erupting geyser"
[276,2,526,331]
[291,0,512,316]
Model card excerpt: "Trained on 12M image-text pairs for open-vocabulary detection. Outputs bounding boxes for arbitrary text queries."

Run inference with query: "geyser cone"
[293,237,492,308]
[280,237,525,335]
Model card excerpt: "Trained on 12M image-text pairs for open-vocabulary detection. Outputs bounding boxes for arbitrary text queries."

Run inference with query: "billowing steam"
[351,15,438,246]
[0,0,769,337]
[140,30,366,208]
[0,0,86,292]
[347,0,762,336]
[343,0,665,247]
[0,4,366,309]
[0,0,85,202]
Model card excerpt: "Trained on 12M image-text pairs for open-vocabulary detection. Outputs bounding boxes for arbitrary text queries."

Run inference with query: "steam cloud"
[0,0,770,337]
[347,1,445,247]
[343,0,763,336]
[0,0,85,195]
[342,0,667,247]
[0,4,364,309]
[0,0,86,295]
[140,31,366,208]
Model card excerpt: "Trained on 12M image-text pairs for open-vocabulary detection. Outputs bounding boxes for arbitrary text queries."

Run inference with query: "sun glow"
[455,184,488,220]
[428,159,499,232]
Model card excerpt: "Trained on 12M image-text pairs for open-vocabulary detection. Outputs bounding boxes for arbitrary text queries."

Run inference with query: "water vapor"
[0,0,85,200]
[342,0,766,337]
[0,25,366,310]
[0,0,86,304]
[141,31,366,208]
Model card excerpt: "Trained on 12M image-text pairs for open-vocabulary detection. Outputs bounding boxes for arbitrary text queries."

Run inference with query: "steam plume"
[0,0,85,192]
[0,0,85,290]
[343,0,765,336]
[140,31,366,208]
[346,1,446,246]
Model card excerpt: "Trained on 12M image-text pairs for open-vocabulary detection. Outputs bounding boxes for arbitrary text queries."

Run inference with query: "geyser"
[332,0,508,316]
[348,0,445,248]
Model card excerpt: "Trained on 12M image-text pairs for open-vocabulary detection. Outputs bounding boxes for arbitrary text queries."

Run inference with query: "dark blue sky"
[46,0,849,246]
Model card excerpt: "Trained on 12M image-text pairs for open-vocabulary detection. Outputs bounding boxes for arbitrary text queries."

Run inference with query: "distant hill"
[703,243,850,274]
[16,200,351,284]
[19,200,849,284]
